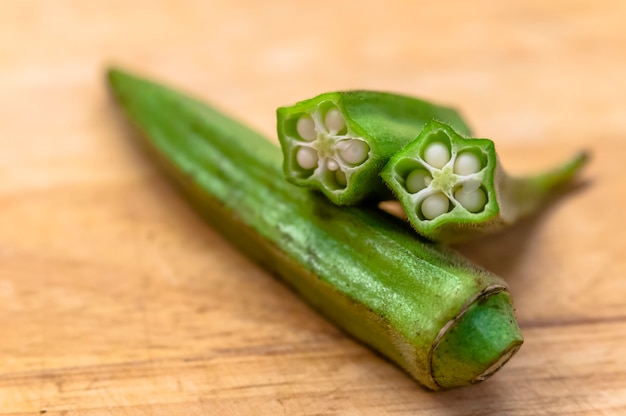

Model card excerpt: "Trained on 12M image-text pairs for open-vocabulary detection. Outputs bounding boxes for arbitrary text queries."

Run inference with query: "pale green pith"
[313,133,338,159]
[430,166,457,194]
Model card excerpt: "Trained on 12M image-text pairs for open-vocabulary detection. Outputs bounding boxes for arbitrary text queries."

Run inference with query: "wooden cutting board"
[1,1,625,414]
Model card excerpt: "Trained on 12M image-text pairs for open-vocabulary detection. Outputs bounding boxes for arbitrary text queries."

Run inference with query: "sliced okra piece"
[381,121,588,243]
[277,91,472,205]
[108,69,522,390]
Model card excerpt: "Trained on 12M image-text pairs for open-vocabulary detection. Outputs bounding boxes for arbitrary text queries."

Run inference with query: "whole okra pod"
[381,121,588,243]
[107,68,522,390]
[276,91,472,205]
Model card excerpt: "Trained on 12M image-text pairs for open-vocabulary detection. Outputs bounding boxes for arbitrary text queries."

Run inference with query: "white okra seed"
[421,193,450,220]
[327,158,340,171]
[324,108,346,134]
[424,142,451,169]
[462,178,481,193]
[296,146,318,169]
[454,186,487,213]
[337,139,369,165]
[405,169,431,194]
[296,115,317,141]
[454,152,482,175]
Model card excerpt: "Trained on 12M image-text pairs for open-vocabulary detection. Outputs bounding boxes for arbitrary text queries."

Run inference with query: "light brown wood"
[1,1,625,414]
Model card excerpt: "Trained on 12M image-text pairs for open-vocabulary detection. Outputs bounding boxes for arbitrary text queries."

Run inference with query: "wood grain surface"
[1,1,625,414]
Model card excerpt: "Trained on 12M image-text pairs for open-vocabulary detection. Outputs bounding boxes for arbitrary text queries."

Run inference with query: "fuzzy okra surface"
[107,68,522,390]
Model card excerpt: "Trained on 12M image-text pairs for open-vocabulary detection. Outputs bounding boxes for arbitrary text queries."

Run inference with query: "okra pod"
[107,68,522,390]
[381,121,588,243]
[277,91,472,205]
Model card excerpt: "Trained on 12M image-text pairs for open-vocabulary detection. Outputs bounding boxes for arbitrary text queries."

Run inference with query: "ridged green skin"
[107,68,522,390]
[277,91,472,205]
[382,121,588,243]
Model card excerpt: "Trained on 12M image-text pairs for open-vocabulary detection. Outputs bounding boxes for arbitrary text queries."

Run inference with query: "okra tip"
[500,149,591,224]
[532,149,590,192]
[106,67,141,102]
[107,66,128,86]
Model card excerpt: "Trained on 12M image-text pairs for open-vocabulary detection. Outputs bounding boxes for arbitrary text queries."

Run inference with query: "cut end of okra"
[381,121,498,239]
[431,291,523,388]
[279,101,371,200]
[278,90,476,206]
[394,137,490,221]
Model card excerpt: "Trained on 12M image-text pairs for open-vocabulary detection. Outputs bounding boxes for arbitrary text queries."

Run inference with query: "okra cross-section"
[382,121,588,243]
[281,101,370,193]
[277,91,472,205]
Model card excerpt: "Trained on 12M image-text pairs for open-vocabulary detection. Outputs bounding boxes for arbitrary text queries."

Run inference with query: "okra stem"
[107,68,522,390]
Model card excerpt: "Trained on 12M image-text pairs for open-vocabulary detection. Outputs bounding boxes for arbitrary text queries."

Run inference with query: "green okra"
[381,120,588,243]
[107,68,522,390]
[277,91,472,205]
